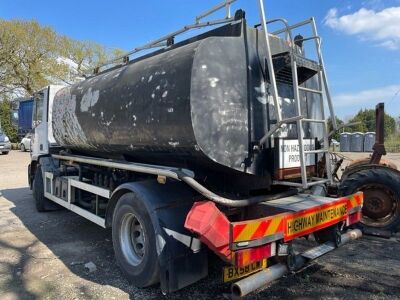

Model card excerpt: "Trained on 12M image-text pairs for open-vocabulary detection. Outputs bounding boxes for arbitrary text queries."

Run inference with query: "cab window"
[32,91,45,127]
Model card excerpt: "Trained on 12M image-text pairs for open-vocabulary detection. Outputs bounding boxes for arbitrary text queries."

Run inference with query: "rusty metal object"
[358,183,399,228]
[347,158,397,170]
[370,103,386,164]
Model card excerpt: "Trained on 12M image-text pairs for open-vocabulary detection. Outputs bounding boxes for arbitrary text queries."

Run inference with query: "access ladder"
[256,0,337,189]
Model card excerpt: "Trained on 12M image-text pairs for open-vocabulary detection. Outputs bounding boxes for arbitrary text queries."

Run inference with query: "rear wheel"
[112,192,159,287]
[2,151,9,155]
[339,168,400,232]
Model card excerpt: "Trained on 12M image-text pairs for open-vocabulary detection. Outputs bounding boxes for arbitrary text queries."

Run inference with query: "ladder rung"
[298,86,323,94]
[307,179,330,187]
[303,118,326,124]
[272,179,330,188]
[304,149,328,155]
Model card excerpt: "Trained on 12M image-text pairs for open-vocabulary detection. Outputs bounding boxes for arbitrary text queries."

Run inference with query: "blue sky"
[1,0,400,120]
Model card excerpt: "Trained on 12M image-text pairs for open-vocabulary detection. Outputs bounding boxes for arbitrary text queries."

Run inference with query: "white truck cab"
[31,85,65,161]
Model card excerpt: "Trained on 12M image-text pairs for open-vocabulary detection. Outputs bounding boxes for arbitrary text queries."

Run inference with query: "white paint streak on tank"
[52,87,91,147]
[80,88,100,112]
[148,75,153,82]
[208,77,219,88]
[255,81,267,104]
[162,91,168,98]
[168,141,179,147]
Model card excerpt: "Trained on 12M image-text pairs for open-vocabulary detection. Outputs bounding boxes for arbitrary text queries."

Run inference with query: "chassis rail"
[53,154,298,207]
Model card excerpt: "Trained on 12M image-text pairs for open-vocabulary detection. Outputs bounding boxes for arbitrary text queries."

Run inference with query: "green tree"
[0,98,18,142]
[348,109,395,138]
[327,116,344,140]
[60,38,120,81]
[0,19,69,96]
[0,19,125,93]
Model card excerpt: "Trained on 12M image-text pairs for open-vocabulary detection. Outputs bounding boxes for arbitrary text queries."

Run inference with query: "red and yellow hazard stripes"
[346,191,363,225]
[284,200,348,241]
[231,192,363,244]
[346,192,363,211]
[232,214,286,243]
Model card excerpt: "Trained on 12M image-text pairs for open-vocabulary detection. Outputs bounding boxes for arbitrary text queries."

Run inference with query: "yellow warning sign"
[286,203,347,238]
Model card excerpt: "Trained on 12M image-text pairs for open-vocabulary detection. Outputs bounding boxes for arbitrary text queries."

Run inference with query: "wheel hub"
[363,189,394,219]
[120,212,146,266]
[360,185,398,227]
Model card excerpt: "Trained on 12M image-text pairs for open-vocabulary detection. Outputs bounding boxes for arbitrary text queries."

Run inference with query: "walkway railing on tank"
[93,0,237,74]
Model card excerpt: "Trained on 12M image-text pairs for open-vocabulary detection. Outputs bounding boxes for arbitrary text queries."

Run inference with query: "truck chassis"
[31,152,363,296]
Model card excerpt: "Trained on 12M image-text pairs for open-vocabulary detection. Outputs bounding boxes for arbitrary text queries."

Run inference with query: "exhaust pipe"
[231,229,362,298]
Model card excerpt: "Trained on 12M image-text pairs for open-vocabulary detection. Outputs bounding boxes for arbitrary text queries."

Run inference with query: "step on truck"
[28,1,368,297]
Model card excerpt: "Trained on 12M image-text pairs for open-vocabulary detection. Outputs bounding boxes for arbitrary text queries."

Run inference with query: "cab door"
[31,87,49,160]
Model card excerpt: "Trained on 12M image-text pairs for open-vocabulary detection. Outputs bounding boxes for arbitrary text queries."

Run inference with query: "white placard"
[278,139,316,169]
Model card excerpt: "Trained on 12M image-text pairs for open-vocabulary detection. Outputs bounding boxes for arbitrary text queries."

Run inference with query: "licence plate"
[223,259,267,283]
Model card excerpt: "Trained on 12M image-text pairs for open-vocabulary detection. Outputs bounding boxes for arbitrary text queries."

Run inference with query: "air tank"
[339,132,351,152]
[350,132,364,152]
[52,20,321,188]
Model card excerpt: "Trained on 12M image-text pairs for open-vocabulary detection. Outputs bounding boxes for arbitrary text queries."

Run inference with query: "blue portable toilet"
[340,132,351,152]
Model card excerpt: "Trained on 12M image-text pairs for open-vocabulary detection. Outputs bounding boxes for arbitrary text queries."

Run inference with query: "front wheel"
[112,192,160,287]
[339,168,400,232]
[33,165,59,212]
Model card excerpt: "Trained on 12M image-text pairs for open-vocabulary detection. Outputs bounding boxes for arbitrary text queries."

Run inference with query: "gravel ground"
[0,151,400,300]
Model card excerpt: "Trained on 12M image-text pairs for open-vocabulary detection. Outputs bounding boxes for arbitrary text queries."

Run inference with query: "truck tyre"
[339,168,400,232]
[2,151,9,155]
[33,165,58,212]
[21,144,26,152]
[112,192,160,287]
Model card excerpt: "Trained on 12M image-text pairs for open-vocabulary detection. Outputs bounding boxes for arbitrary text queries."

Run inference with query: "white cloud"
[324,6,400,50]
[334,85,400,108]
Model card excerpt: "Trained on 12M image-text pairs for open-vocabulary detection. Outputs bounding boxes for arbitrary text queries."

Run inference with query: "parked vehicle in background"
[11,97,34,139]
[20,132,32,152]
[0,130,11,155]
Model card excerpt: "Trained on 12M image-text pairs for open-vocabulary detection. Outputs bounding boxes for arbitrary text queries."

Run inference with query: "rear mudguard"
[107,180,208,294]
[342,161,400,181]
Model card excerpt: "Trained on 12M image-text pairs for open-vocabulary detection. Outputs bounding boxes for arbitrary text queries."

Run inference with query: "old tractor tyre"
[339,168,400,232]
[112,192,160,287]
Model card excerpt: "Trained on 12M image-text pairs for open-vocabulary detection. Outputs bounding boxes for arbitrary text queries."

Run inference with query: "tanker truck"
[27,1,374,297]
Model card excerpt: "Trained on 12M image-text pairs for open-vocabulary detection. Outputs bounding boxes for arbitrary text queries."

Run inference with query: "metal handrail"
[255,18,293,43]
[272,18,313,36]
[94,0,238,74]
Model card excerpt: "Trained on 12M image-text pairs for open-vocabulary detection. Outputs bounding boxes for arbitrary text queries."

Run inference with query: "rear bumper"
[0,142,11,152]
[185,192,363,266]
[231,229,363,297]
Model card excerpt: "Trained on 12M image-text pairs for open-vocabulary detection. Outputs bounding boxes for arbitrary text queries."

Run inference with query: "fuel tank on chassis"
[52,21,317,187]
